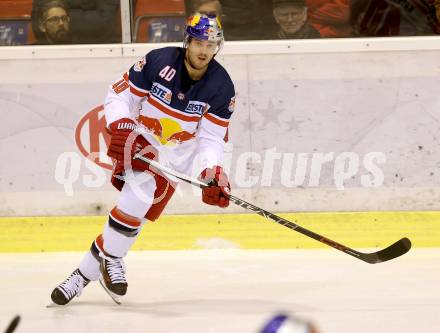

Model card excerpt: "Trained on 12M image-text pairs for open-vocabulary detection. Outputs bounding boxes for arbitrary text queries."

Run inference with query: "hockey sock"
[78,250,100,281]
[90,207,143,259]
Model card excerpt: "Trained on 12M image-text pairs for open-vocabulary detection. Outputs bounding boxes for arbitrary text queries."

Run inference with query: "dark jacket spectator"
[273,22,321,38]
[351,0,400,36]
[220,0,276,40]
[351,0,438,36]
[306,0,353,37]
[401,0,439,35]
[32,0,121,44]
[34,0,72,44]
[270,0,321,39]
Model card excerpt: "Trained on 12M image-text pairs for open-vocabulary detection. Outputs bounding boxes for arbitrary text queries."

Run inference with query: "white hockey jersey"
[104,46,235,177]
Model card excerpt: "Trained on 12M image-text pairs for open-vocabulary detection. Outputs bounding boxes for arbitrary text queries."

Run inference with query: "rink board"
[0,211,438,252]
[3,39,440,216]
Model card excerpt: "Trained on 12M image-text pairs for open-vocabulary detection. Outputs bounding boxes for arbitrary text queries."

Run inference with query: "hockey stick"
[134,155,411,264]
[4,315,20,333]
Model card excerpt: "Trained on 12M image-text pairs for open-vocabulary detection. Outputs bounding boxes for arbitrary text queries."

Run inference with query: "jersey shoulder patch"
[133,56,146,72]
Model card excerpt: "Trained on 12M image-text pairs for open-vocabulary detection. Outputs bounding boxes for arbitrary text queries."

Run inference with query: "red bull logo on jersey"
[185,100,209,115]
[138,115,195,146]
[151,82,172,105]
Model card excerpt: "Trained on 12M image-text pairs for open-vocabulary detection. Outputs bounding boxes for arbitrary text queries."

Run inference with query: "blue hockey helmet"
[184,13,224,49]
[260,314,318,333]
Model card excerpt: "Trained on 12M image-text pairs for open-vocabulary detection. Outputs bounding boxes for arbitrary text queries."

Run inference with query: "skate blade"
[99,277,122,305]
[46,302,66,308]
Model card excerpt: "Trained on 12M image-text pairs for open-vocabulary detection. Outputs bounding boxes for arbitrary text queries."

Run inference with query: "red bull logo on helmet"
[151,82,172,105]
[188,15,201,28]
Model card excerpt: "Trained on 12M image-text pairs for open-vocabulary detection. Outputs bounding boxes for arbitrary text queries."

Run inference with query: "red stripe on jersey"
[147,95,200,122]
[110,207,142,227]
[204,113,229,127]
[130,86,148,97]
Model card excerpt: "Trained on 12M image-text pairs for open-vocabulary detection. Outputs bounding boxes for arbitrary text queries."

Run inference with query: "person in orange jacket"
[305,0,353,37]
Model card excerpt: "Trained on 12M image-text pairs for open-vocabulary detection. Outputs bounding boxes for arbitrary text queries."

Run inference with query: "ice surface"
[1,249,439,333]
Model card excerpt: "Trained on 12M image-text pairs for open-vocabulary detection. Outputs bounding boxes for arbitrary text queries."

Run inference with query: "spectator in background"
[270,0,321,39]
[435,0,440,20]
[413,0,437,34]
[220,0,275,40]
[305,0,353,37]
[434,0,440,32]
[185,0,223,16]
[350,0,400,36]
[32,0,121,44]
[157,0,222,44]
[351,0,438,36]
[34,0,72,44]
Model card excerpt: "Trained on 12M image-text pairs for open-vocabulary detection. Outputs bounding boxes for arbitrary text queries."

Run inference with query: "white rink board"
[1,249,440,333]
[1,39,440,215]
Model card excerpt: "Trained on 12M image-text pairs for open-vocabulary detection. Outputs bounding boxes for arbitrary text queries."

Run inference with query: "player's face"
[40,7,70,43]
[274,6,307,35]
[186,38,218,70]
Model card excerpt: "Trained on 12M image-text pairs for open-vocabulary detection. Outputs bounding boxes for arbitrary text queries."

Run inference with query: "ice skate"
[50,269,89,305]
[99,257,127,305]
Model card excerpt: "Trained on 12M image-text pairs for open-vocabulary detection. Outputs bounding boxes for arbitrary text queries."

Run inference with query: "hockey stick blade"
[357,237,411,264]
[134,155,412,264]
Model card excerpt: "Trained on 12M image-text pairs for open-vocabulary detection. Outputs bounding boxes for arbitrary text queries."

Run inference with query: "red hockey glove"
[199,166,231,208]
[107,118,157,172]
[107,118,138,162]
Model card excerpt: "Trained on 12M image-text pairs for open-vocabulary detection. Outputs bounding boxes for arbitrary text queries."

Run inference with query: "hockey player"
[50,13,235,305]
